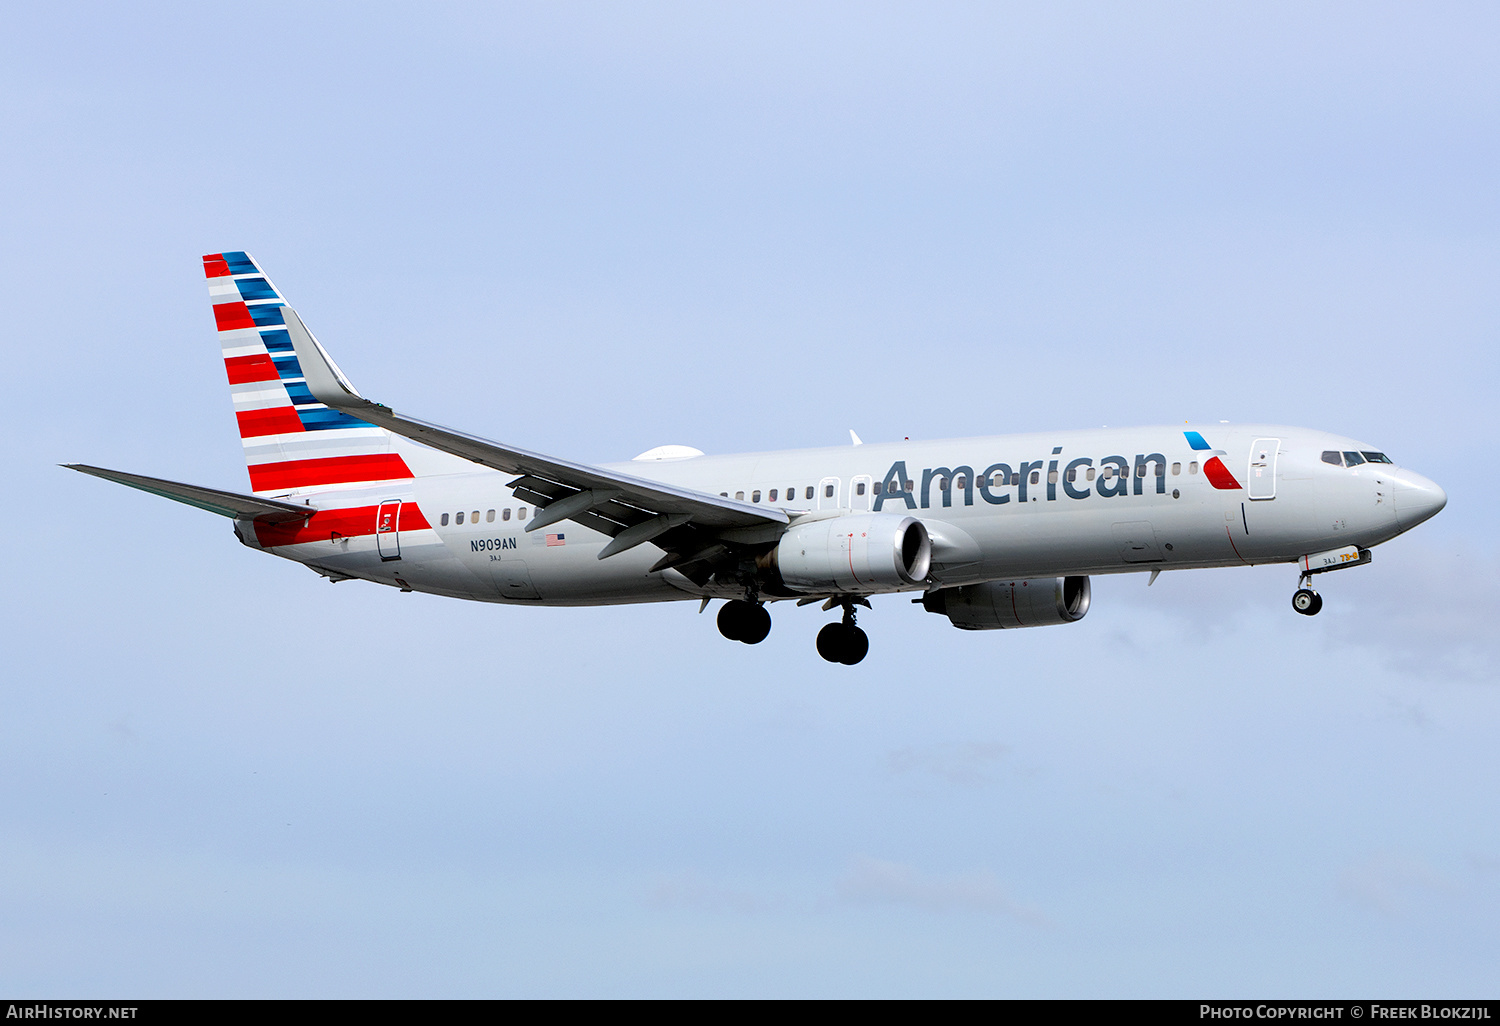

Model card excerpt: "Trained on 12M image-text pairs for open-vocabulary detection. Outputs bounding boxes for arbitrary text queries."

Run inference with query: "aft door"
[1248,438,1280,500]
[375,500,402,561]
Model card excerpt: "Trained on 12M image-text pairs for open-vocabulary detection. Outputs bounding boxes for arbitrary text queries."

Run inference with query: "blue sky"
[2,2,1497,996]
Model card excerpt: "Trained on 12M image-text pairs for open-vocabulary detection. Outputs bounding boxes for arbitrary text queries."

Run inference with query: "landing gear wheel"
[839,625,868,665]
[817,623,848,663]
[740,603,772,645]
[816,622,870,665]
[1292,588,1322,616]
[718,600,771,644]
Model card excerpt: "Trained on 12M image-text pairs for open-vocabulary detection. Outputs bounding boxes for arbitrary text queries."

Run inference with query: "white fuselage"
[239,424,1445,606]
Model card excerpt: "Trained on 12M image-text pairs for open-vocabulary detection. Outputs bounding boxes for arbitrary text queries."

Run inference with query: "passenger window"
[855,482,866,496]
[991,473,1004,487]
[1066,468,1076,482]
[1047,470,1058,484]
[905,480,914,491]
[1171,463,1181,476]
[1086,468,1096,481]
[805,486,814,500]
[787,486,795,500]
[1343,451,1366,466]
[720,492,728,497]
[752,490,761,503]
[939,477,949,490]
[440,513,449,526]
[1102,467,1114,480]
[824,484,835,498]
[1322,450,1343,466]
[1030,471,1040,485]
[768,489,778,502]
[471,510,480,523]
[502,508,511,521]
[456,511,465,525]
[735,491,745,500]
[956,476,967,489]
[1362,451,1393,464]
[1155,464,1165,477]
[486,509,495,522]
[1009,474,1020,486]
[1189,462,1199,474]
[519,507,527,519]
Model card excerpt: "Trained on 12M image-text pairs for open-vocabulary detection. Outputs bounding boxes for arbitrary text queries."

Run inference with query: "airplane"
[66,251,1449,664]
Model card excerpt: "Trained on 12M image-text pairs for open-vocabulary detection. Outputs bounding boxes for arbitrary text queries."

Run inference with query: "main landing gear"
[817,603,869,665]
[718,599,771,645]
[1292,573,1323,616]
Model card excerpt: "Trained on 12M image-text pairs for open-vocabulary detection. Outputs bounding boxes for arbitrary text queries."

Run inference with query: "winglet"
[282,306,368,408]
[849,429,863,446]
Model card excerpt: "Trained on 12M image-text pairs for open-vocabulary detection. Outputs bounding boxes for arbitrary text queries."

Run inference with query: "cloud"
[885,742,1010,788]
[837,856,1044,924]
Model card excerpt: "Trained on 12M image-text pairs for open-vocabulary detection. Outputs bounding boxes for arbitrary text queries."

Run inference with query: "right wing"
[283,307,788,578]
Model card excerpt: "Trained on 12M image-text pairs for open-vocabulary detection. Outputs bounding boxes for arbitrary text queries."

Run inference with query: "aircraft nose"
[1393,469,1447,530]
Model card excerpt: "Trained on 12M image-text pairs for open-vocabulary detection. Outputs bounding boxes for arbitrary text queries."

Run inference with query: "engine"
[768,514,932,593]
[921,576,1091,630]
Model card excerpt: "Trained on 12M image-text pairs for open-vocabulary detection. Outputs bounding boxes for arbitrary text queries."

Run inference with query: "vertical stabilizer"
[204,251,416,496]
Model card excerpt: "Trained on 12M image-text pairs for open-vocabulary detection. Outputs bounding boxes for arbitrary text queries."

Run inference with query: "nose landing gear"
[1292,573,1323,616]
[817,602,869,665]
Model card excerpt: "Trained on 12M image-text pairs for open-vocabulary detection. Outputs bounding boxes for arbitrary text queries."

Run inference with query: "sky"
[2,1,1497,997]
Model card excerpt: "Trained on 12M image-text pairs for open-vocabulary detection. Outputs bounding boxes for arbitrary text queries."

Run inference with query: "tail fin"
[204,251,415,496]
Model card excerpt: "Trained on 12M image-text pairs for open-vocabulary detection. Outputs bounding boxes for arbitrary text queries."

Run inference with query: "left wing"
[64,464,311,523]
[283,307,787,576]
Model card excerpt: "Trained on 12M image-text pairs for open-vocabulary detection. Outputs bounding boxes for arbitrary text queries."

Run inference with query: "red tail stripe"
[248,453,413,492]
[203,254,231,278]
[236,407,307,438]
[254,503,432,548]
[1203,456,1242,490]
[224,353,281,385]
[213,301,256,332]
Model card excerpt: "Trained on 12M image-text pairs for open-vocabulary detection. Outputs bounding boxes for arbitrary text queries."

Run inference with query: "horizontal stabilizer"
[64,464,311,523]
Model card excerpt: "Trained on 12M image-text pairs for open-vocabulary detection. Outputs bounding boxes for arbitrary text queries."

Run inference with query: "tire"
[839,626,869,665]
[740,604,772,645]
[718,601,746,640]
[816,622,846,663]
[1292,588,1319,616]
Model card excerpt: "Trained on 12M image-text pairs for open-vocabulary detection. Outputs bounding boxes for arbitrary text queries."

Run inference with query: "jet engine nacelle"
[921,576,1091,630]
[771,514,932,593]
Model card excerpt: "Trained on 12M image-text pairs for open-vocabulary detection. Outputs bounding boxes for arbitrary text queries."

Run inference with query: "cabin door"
[376,500,402,561]
[1247,438,1280,500]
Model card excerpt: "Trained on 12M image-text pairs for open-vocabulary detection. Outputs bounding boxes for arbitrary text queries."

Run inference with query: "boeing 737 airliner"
[68,252,1448,664]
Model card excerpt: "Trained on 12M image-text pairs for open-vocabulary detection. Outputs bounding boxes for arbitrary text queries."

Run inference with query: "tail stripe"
[248,454,414,492]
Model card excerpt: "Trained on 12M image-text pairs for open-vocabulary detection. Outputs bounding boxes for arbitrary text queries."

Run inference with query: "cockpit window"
[1342,451,1366,466]
[1322,450,1342,466]
[1361,451,1393,464]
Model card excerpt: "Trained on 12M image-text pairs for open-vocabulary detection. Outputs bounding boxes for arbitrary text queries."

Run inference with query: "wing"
[282,308,787,578]
[64,464,311,523]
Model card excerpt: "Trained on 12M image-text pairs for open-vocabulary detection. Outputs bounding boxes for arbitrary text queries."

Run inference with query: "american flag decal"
[546,533,566,547]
